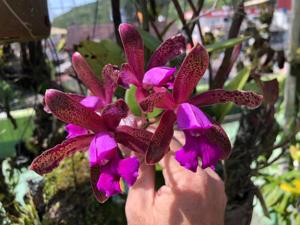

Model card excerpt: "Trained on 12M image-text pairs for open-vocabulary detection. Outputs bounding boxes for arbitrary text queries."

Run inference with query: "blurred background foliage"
[0,0,299,224]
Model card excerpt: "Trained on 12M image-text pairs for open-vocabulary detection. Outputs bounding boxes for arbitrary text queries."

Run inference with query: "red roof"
[277,0,291,10]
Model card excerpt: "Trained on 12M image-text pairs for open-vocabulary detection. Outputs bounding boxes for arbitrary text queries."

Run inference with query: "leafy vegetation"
[52,1,112,28]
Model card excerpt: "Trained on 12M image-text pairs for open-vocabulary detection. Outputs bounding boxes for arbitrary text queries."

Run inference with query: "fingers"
[127,161,155,206]
[159,146,222,189]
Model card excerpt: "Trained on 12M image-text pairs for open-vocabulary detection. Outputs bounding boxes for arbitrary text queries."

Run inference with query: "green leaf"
[275,194,290,214]
[213,67,251,121]
[265,187,284,207]
[137,28,161,52]
[147,108,163,119]
[125,85,141,116]
[206,36,250,53]
[77,39,124,78]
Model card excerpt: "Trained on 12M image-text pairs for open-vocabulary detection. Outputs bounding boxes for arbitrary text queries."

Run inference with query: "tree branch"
[213,2,245,89]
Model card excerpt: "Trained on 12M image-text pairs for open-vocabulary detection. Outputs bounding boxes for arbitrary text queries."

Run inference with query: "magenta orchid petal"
[189,89,263,109]
[30,134,94,175]
[143,67,176,87]
[196,136,222,169]
[72,52,105,100]
[119,63,140,87]
[139,89,176,112]
[118,157,139,186]
[101,99,129,130]
[173,44,209,104]
[176,103,212,130]
[175,146,198,172]
[147,34,186,69]
[97,172,121,197]
[80,96,104,111]
[146,110,177,164]
[119,23,144,83]
[89,132,117,166]
[175,130,222,171]
[45,89,105,132]
[65,124,88,139]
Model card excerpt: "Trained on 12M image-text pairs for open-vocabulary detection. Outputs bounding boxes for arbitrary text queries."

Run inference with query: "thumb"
[126,161,155,207]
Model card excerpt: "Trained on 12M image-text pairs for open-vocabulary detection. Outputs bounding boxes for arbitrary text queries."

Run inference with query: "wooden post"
[284,0,300,123]
[0,0,50,43]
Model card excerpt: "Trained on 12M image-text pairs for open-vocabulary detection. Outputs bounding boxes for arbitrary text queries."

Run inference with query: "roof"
[65,22,180,51]
[65,23,115,51]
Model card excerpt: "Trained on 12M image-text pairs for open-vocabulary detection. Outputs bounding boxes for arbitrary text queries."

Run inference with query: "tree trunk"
[224,107,279,225]
[284,0,300,122]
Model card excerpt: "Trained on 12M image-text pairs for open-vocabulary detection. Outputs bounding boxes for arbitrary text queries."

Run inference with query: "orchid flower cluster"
[30,23,263,203]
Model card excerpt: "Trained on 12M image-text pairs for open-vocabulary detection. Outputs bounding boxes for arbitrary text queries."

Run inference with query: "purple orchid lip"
[142,67,176,87]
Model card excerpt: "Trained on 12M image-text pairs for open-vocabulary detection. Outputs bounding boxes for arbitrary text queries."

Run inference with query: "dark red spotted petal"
[146,110,176,164]
[139,89,176,113]
[102,64,119,104]
[72,52,105,100]
[30,134,94,175]
[119,23,144,83]
[173,44,209,104]
[147,34,186,69]
[90,165,108,203]
[205,123,231,160]
[119,63,140,87]
[115,125,153,153]
[190,89,263,109]
[262,79,279,105]
[66,93,86,102]
[101,99,129,130]
[45,89,106,132]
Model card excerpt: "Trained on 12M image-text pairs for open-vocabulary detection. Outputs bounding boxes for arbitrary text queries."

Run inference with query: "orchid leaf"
[206,36,250,53]
[213,67,251,121]
[137,28,161,51]
[147,108,163,119]
[77,39,124,77]
[125,85,141,116]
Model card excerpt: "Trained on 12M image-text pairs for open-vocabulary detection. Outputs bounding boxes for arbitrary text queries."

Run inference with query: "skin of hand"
[125,150,227,225]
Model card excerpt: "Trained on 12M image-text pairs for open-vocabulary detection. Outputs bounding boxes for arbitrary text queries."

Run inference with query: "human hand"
[125,150,227,225]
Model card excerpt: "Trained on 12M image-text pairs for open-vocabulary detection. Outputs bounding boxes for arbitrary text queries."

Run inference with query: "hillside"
[52,1,112,28]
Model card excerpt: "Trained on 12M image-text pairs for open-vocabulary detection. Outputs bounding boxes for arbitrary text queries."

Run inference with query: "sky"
[48,0,96,20]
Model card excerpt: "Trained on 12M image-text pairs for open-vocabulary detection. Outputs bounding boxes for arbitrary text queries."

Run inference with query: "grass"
[0,108,34,158]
